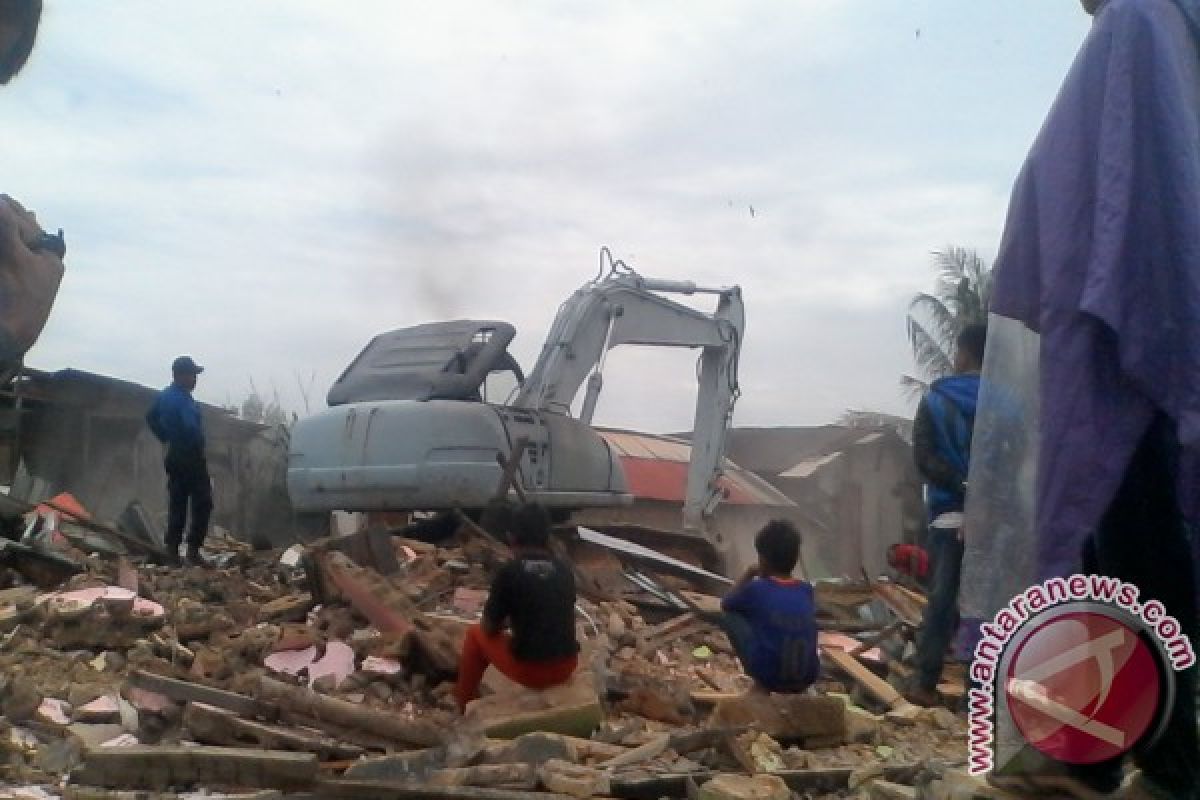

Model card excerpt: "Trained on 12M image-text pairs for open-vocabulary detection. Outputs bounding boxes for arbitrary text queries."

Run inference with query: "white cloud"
[8,0,1088,430]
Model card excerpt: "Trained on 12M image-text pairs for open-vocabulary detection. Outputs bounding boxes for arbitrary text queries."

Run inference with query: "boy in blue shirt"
[719,520,818,693]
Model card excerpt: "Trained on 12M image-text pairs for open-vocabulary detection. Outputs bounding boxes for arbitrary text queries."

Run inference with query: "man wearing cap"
[145,356,212,567]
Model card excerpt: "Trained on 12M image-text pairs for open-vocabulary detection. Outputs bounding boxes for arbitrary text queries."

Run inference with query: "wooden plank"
[871,583,923,627]
[850,620,908,657]
[129,669,272,720]
[72,745,317,790]
[821,647,913,711]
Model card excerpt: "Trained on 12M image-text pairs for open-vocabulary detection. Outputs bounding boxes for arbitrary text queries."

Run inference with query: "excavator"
[287,252,745,543]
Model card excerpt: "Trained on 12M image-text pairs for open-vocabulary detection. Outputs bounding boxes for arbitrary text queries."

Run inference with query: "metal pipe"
[636,277,731,295]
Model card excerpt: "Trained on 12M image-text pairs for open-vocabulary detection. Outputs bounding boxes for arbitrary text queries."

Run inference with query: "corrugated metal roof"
[779,451,843,479]
[602,431,693,462]
[597,429,795,508]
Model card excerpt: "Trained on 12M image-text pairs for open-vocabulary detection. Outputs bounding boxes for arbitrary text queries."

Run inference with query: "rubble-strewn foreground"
[0,500,996,800]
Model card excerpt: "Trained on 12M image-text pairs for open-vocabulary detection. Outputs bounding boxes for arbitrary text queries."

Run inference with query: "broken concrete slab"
[318,552,416,636]
[34,697,71,727]
[342,748,446,782]
[711,692,847,744]
[44,587,165,623]
[121,686,174,716]
[256,675,444,748]
[65,723,127,750]
[71,745,318,791]
[539,759,609,798]
[424,764,539,790]
[183,702,363,761]
[258,593,313,624]
[868,780,918,800]
[464,671,603,740]
[317,782,575,800]
[128,670,271,720]
[73,695,120,724]
[484,732,627,766]
[697,774,790,800]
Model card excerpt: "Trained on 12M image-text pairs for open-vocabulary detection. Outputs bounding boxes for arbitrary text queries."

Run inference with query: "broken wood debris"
[0,490,962,800]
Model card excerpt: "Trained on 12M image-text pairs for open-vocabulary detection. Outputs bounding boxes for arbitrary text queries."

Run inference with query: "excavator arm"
[514,264,744,536]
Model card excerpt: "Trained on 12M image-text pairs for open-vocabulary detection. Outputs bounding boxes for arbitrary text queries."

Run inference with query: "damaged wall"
[5,368,296,545]
[724,426,924,579]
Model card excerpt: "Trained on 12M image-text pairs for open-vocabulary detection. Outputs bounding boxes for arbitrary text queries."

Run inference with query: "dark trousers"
[1072,415,1199,797]
[165,453,212,550]
[914,526,964,691]
[719,611,756,671]
[717,611,813,693]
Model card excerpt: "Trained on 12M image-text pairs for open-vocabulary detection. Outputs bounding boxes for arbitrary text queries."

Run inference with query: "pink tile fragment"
[264,641,356,689]
[35,698,70,726]
[46,586,164,618]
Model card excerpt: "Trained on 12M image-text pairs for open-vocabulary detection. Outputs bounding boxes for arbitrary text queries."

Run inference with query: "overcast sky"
[6,2,1090,432]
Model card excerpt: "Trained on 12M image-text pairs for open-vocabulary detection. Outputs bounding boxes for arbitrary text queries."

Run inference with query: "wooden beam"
[821,647,914,712]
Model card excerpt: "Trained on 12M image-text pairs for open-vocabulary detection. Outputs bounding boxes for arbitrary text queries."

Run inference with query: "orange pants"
[455,623,578,711]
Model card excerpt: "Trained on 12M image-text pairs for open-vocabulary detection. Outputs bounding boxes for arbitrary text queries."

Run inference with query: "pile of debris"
[0,497,984,800]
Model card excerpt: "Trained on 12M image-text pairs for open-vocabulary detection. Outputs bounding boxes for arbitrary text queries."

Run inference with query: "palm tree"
[902,247,992,398]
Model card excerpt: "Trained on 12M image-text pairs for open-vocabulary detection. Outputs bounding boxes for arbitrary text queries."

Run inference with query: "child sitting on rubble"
[454,502,580,712]
[719,519,818,694]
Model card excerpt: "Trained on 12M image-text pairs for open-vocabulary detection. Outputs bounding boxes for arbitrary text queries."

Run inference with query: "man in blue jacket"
[145,356,212,567]
[907,323,984,706]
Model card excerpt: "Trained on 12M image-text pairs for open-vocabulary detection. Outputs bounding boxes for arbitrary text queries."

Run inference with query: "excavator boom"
[287,253,744,543]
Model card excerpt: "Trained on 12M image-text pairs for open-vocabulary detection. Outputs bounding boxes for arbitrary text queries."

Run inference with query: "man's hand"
[729,564,760,594]
[0,195,65,364]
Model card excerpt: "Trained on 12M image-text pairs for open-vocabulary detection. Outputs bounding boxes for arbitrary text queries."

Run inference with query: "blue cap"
[171,355,204,375]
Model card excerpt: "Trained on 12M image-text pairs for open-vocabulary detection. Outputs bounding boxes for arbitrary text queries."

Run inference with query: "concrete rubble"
[0,496,980,800]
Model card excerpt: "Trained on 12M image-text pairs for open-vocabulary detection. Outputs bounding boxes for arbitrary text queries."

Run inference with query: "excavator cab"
[288,318,631,514]
[326,320,524,406]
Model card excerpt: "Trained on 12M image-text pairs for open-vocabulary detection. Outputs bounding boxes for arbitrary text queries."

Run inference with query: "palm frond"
[903,244,994,390]
[908,292,958,347]
[906,316,953,380]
